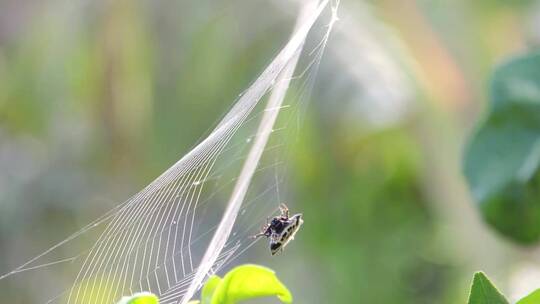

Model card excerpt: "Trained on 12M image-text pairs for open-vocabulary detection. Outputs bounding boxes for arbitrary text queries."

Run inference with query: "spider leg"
[251,232,267,239]
[279,203,289,218]
[251,223,271,239]
[252,227,268,239]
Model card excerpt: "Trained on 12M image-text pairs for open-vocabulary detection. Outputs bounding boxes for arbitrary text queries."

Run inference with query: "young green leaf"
[210,264,293,304]
[467,272,508,304]
[464,51,540,243]
[201,275,222,304]
[516,288,540,304]
[116,292,159,304]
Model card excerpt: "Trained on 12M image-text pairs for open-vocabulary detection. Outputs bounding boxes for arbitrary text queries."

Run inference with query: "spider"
[252,203,303,255]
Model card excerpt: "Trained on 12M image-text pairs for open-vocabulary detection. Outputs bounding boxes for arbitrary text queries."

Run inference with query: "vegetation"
[1,1,540,303]
[118,265,292,304]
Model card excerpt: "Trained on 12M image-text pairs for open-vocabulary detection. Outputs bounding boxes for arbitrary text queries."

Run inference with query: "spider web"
[0,1,339,303]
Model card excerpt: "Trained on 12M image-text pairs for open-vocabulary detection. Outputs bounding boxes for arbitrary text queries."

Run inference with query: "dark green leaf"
[467,272,508,304]
[464,51,540,243]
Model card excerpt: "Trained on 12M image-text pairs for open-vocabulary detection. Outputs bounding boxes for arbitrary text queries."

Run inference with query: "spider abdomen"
[270,214,303,255]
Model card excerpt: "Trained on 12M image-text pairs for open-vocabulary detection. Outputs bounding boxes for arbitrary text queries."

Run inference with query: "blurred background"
[1,0,540,303]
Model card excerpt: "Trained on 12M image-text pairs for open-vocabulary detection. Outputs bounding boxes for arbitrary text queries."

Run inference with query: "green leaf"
[464,51,540,243]
[201,275,222,304]
[467,272,509,304]
[116,292,159,304]
[210,264,293,304]
[517,288,540,304]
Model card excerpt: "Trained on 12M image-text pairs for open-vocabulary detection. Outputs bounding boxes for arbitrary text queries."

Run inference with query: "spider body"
[253,204,303,255]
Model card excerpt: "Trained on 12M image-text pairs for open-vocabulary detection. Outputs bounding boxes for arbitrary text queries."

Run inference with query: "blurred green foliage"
[293,125,448,303]
[464,51,540,243]
[1,0,540,303]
